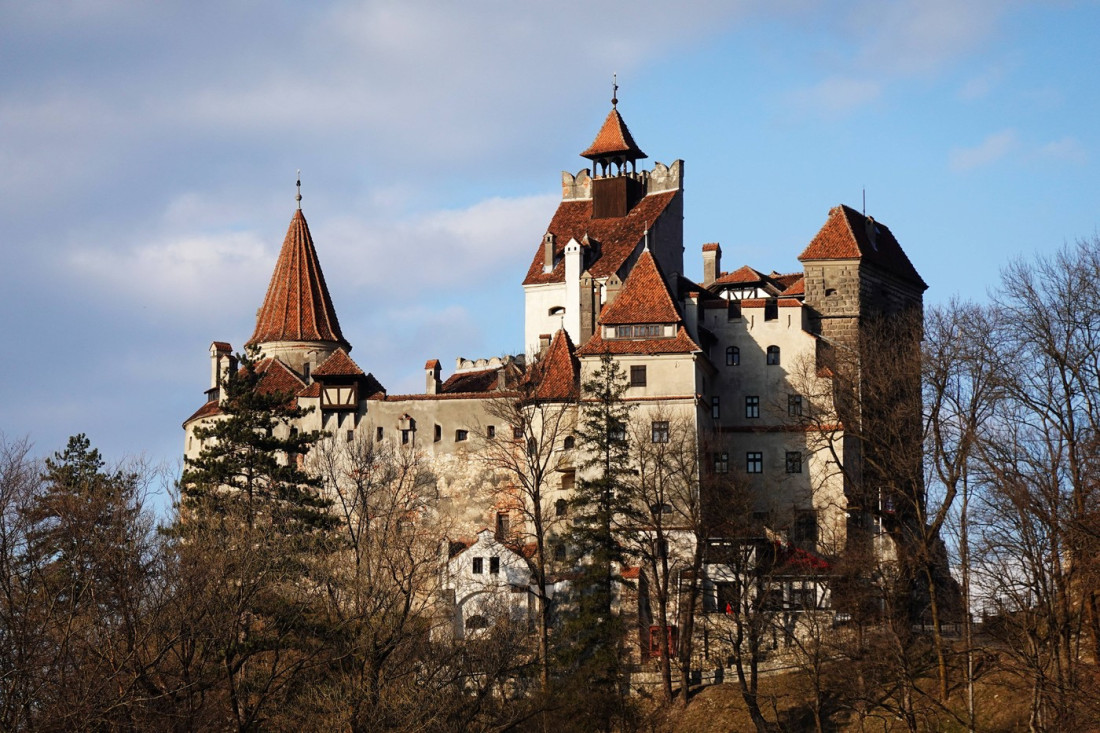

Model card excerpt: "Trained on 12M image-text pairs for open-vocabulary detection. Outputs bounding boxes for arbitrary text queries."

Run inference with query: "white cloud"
[949,129,1018,171]
[1035,136,1086,164]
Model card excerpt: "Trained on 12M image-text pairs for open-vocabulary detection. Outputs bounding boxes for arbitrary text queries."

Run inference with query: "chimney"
[538,334,552,358]
[543,232,555,273]
[425,359,441,395]
[702,243,722,287]
[604,273,622,306]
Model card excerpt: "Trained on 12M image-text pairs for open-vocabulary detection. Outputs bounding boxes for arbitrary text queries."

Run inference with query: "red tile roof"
[598,250,681,325]
[183,399,222,426]
[247,209,351,349]
[312,348,364,377]
[580,107,646,161]
[702,242,721,252]
[782,277,805,296]
[521,191,678,286]
[714,264,767,285]
[778,298,802,308]
[211,341,232,352]
[424,359,440,370]
[799,205,926,289]
[529,329,579,401]
[254,358,306,397]
[297,382,321,398]
[576,326,701,356]
[441,368,500,394]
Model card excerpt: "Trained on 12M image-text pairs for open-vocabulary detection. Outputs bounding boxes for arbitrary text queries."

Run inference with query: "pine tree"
[558,352,639,729]
[175,348,336,731]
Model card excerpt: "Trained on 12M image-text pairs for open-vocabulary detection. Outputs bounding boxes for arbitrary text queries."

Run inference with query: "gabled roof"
[529,329,579,401]
[580,107,647,161]
[441,369,501,394]
[599,250,681,325]
[254,358,306,397]
[247,209,351,349]
[576,326,701,357]
[313,348,364,377]
[799,205,926,289]
[782,276,805,296]
[522,191,678,286]
[713,265,768,286]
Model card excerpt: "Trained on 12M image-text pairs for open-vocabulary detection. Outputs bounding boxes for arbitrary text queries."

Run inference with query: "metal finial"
[612,73,618,108]
[296,169,302,210]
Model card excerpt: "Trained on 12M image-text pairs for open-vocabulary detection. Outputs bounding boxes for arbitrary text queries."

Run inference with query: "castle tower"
[246,204,351,379]
[522,88,684,357]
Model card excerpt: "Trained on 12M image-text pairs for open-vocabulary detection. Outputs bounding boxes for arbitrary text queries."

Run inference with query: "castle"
[184,94,927,647]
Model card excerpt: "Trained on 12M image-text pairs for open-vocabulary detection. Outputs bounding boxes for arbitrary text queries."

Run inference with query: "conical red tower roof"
[247,209,350,350]
[581,107,647,161]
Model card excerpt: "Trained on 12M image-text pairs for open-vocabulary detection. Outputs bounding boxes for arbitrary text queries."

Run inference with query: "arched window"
[549,306,565,316]
[766,346,780,365]
[556,499,568,517]
[563,436,575,450]
[726,346,739,366]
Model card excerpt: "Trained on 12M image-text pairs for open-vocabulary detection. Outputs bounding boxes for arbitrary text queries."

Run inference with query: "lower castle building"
[184,95,927,649]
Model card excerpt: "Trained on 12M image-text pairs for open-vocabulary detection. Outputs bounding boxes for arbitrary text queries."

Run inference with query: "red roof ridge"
[247,209,350,350]
[313,347,365,377]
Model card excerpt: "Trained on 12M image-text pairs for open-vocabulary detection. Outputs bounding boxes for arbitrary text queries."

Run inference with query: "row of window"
[712,451,802,474]
[724,345,781,366]
[707,394,803,421]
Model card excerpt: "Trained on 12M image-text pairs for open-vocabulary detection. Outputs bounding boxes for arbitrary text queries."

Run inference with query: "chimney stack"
[425,359,442,394]
[702,243,722,287]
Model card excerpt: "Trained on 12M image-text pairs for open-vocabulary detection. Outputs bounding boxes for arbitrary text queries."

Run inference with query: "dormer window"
[613,324,664,339]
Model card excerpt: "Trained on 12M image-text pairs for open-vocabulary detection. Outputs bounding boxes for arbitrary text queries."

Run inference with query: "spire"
[581,79,646,168]
[247,208,350,351]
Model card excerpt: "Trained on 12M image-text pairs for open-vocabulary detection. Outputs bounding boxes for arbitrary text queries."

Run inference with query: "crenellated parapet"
[453,354,526,374]
[561,160,683,202]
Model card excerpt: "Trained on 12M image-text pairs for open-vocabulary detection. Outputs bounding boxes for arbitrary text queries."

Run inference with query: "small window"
[513,425,524,439]
[434,424,442,442]
[788,394,802,417]
[553,544,567,562]
[713,452,729,474]
[764,300,778,321]
[549,306,566,316]
[455,429,468,442]
[487,425,496,439]
[466,614,488,630]
[556,499,568,517]
[630,365,647,387]
[616,325,634,338]
[650,503,672,515]
[651,420,669,443]
[527,438,537,456]
[657,539,669,560]
[793,512,817,545]
[766,346,780,365]
[401,429,411,445]
[489,557,500,574]
[496,513,510,541]
[786,451,802,474]
[746,452,763,474]
[376,426,384,442]
[745,396,760,419]
[561,471,575,491]
[727,301,742,320]
[472,557,483,574]
[563,436,575,450]
[346,430,354,442]
[726,346,739,366]
[711,397,720,419]
[609,424,626,443]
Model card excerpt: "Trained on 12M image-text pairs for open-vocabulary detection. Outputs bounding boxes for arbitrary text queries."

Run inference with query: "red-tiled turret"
[581,107,647,162]
[799,205,927,289]
[247,209,350,350]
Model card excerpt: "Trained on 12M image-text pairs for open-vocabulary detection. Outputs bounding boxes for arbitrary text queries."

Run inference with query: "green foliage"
[557,352,639,728]
[180,347,334,539]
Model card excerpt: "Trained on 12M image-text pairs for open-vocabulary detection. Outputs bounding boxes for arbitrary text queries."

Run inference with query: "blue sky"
[1,0,1097,485]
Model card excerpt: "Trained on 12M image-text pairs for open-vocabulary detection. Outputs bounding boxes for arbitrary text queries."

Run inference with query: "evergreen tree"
[559,352,638,729]
[175,348,336,732]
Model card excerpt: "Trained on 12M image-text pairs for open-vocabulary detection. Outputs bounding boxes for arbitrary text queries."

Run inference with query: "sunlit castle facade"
[184,92,926,644]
